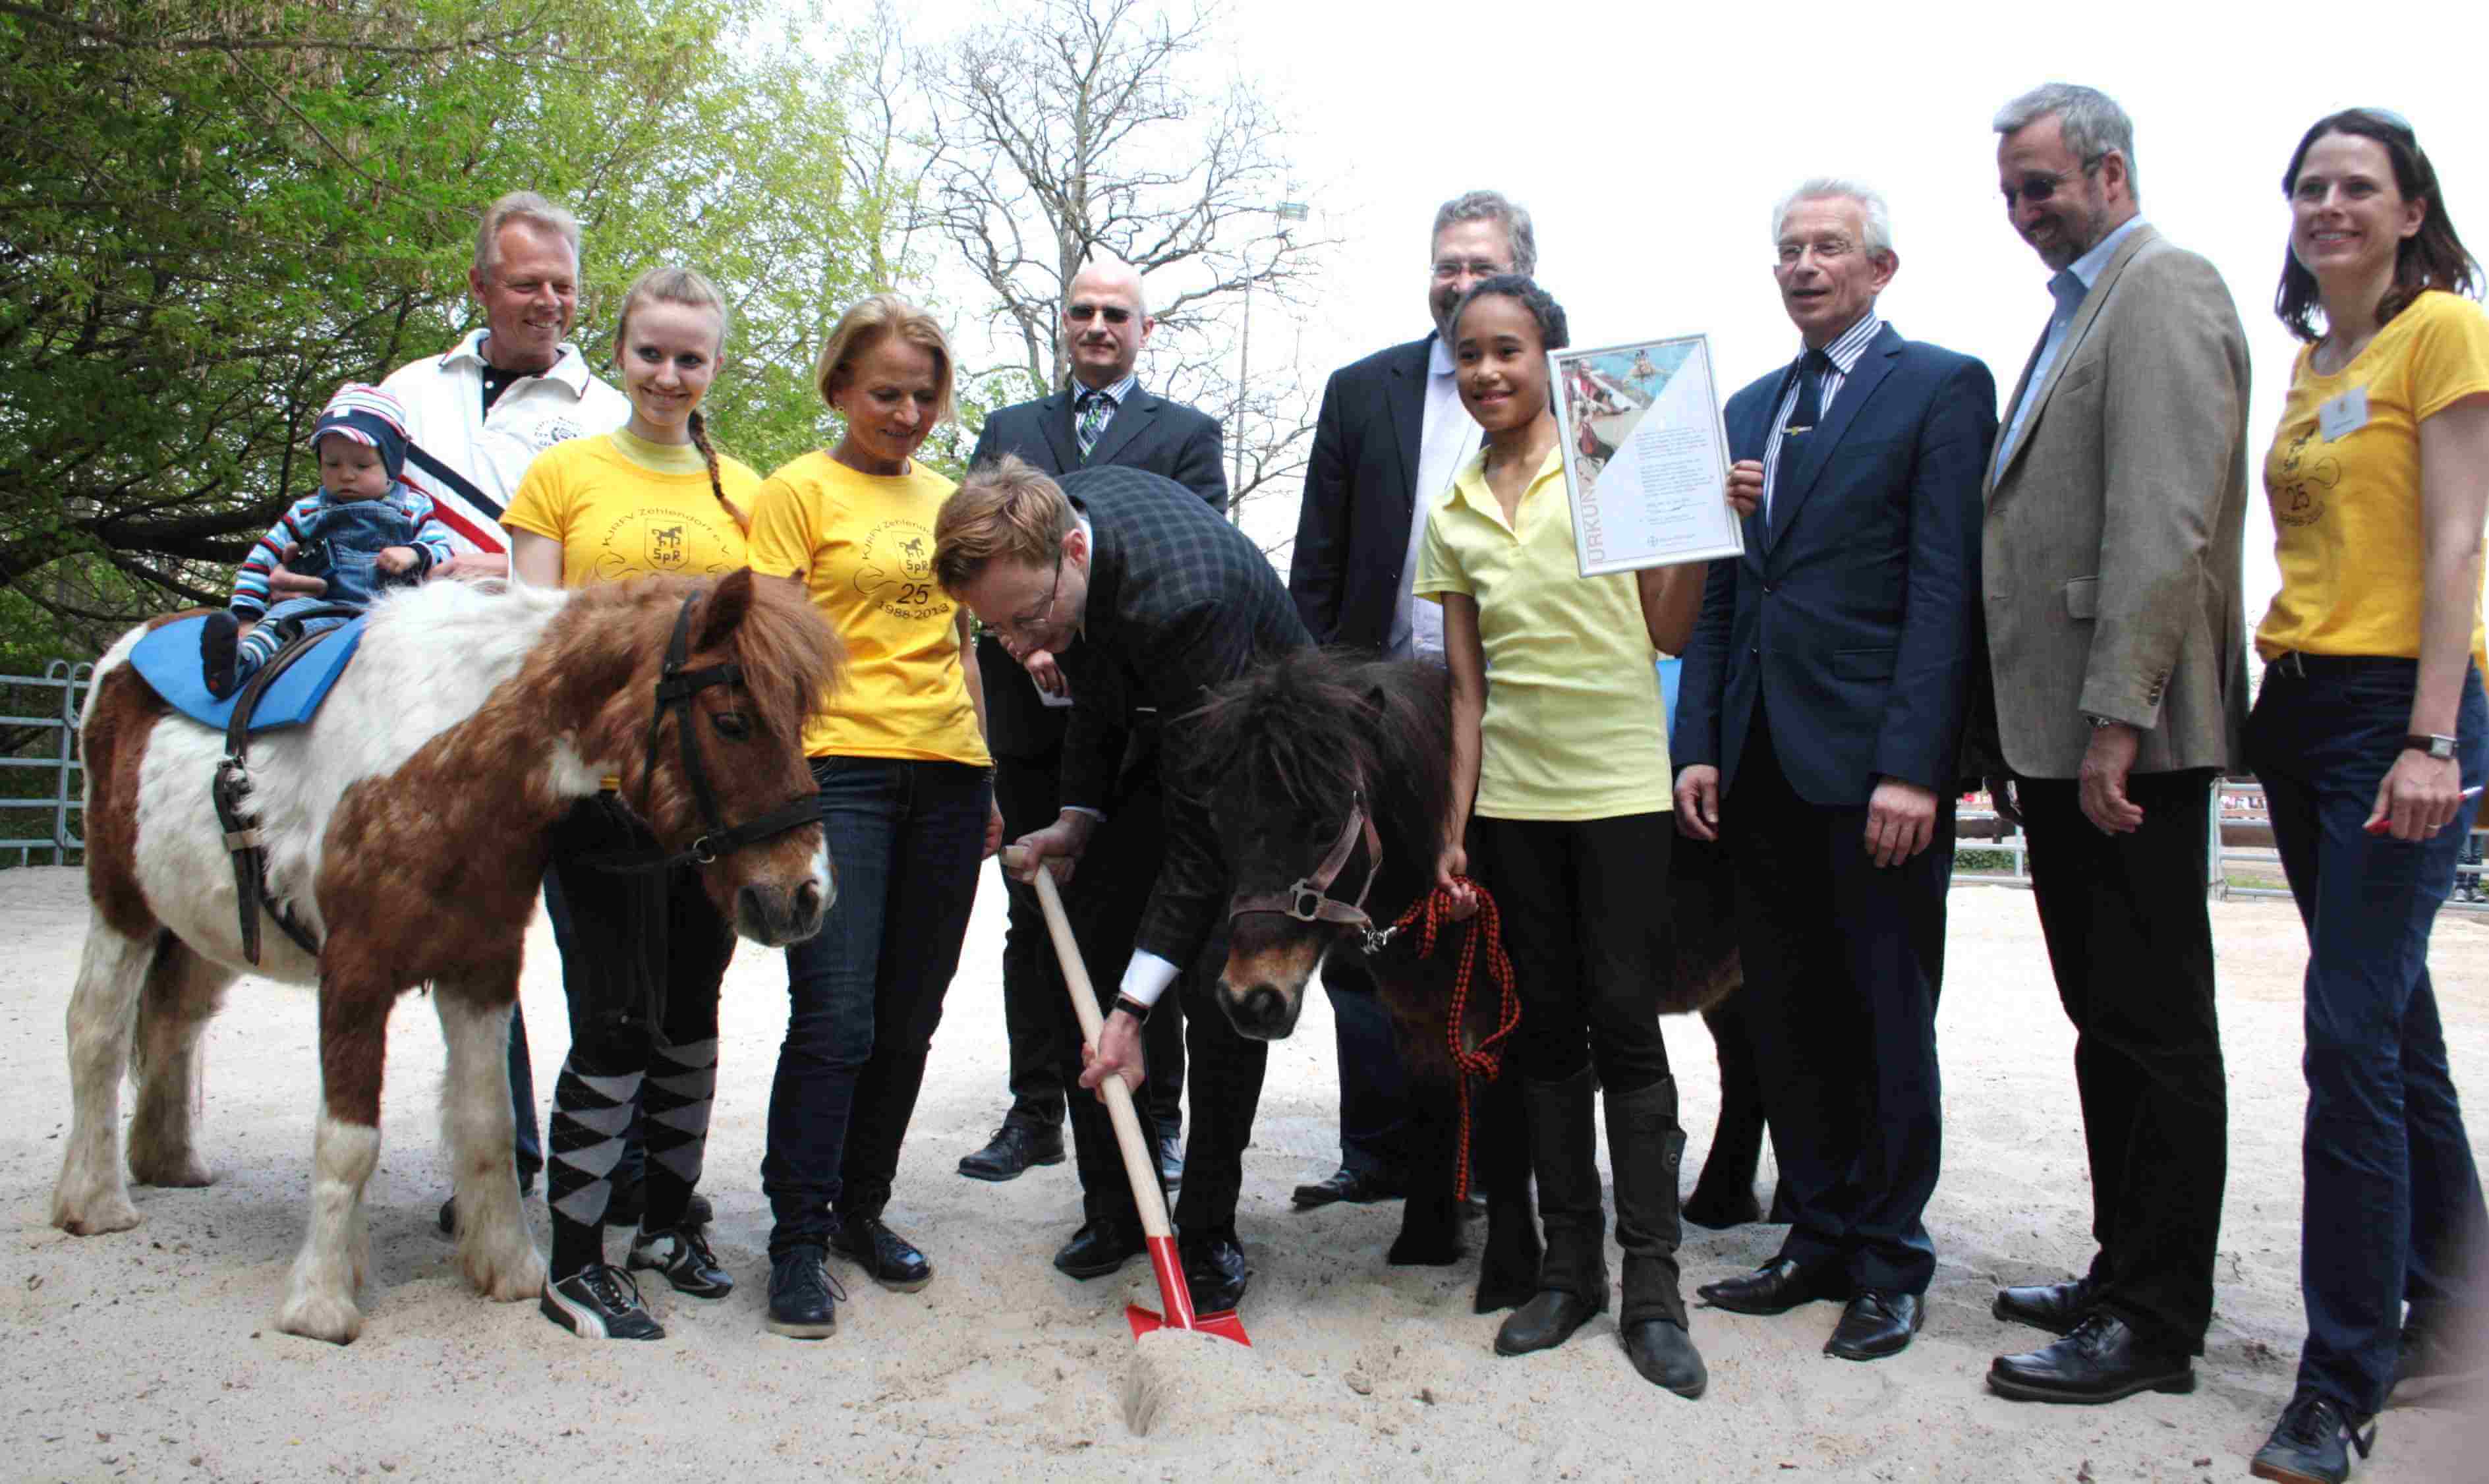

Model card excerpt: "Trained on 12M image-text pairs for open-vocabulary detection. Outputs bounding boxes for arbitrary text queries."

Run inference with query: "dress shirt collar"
[1074,370,1140,409]
[2064,215,2146,297]
[1799,310,1885,376]
[1428,333,1456,379]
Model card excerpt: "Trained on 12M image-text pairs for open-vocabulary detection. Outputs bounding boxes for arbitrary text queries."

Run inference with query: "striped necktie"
[1077,390,1115,459]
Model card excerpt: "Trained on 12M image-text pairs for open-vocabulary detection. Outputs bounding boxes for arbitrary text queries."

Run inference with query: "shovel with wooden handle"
[1002,845,1250,1348]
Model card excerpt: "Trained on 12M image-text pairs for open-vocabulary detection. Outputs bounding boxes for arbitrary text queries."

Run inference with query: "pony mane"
[1182,647,1451,859]
[559,573,841,758]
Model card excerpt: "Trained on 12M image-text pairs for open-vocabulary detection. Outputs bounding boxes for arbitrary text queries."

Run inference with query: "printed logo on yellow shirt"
[2274,428,2337,528]
[595,507,741,582]
[854,519,943,619]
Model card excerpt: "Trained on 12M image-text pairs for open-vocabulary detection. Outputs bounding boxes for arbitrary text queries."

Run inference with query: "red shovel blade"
[1128,1302,1253,1348]
[1127,1234,1253,1348]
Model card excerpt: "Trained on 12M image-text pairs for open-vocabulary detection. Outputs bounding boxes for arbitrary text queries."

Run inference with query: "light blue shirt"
[1997,215,2146,469]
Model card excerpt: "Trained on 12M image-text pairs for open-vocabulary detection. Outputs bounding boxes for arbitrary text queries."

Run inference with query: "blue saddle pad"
[129,615,368,734]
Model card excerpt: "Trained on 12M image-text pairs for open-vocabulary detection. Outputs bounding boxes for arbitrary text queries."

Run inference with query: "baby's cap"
[309,384,411,484]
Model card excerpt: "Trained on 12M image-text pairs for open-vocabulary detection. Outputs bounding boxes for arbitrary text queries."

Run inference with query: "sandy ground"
[4,863,2485,1483]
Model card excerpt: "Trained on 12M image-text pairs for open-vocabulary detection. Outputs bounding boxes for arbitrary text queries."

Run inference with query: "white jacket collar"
[440,328,595,394]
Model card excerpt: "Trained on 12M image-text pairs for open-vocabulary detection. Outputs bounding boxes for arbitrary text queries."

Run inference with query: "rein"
[1381,878,1522,1203]
[586,594,818,874]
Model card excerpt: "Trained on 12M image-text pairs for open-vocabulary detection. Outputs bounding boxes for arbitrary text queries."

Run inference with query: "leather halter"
[215,606,363,965]
[1227,789,1398,955]
[586,594,819,874]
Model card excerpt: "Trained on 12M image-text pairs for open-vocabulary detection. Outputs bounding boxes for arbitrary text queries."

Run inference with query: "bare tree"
[911,0,1330,521]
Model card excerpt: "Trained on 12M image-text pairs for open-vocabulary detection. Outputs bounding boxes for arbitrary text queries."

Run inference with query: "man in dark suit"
[936,458,1312,1313]
[958,260,1224,1209]
[1281,188,1531,1209]
[1673,179,1994,1364]
[1978,84,2246,1408]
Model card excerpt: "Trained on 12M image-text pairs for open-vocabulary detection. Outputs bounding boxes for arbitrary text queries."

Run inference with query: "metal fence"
[1,662,90,866]
[1949,779,2488,912]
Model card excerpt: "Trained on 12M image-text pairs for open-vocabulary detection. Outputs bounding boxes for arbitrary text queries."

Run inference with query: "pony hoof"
[1682,1188,1762,1231]
[129,1153,215,1189]
[277,1290,364,1346]
[51,1187,142,1236]
[461,1240,547,1302]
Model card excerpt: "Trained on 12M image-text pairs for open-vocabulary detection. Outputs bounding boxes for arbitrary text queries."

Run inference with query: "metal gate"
[2,661,91,865]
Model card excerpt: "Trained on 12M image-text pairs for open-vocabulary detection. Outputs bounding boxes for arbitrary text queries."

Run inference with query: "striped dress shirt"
[1759,310,1883,521]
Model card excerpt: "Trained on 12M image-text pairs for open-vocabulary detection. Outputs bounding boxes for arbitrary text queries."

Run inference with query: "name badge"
[2318,385,2370,442]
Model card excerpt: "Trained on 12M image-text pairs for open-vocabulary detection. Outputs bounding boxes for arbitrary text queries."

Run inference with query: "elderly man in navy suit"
[1673,178,1995,1363]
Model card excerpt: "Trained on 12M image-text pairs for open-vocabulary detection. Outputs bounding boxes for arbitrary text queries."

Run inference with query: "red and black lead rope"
[1382,876,1522,1203]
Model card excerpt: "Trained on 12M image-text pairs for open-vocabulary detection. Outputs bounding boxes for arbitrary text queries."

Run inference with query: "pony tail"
[688,409,743,532]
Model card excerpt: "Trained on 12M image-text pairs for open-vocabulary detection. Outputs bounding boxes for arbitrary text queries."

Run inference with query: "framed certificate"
[1548,333,1742,577]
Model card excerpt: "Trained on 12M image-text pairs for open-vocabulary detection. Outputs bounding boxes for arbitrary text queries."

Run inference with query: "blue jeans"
[2248,653,2489,1416]
[764,756,990,1255]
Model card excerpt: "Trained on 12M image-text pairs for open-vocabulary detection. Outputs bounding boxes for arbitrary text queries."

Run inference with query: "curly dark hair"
[2275,109,2481,342]
[1448,273,1569,352]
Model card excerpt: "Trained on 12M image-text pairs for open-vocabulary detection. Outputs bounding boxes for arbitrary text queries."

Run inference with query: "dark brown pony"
[1186,648,1764,1309]
[51,570,838,1343]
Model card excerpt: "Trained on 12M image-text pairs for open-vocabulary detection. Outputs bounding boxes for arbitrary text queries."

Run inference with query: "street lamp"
[1231,200,1310,518]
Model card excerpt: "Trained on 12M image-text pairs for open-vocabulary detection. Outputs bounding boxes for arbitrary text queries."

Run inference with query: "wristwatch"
[1112,993,1154,1024]
[2405,733,2458,760]
[2085,714,2125,730]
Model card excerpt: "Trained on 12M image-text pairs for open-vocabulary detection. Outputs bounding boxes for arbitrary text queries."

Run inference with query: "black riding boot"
[1495,1068,1607,1356]
[1608,1076,1707,1398]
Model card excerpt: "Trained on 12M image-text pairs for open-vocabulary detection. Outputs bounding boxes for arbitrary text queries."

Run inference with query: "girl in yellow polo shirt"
[2242,110,2489,1479]
[1413,275,1710,1398]
[503,266,755,1340]
[743,295,1000,1339]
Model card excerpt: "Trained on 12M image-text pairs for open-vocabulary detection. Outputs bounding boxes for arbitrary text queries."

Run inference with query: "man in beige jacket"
[1976,82,2250,1408]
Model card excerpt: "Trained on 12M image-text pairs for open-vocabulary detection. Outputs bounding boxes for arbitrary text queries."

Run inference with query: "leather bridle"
[587,595,819,874]
[1226,788,1400,955]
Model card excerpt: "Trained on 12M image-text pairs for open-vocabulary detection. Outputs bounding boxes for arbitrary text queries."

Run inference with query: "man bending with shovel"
[934,455,1311,1315]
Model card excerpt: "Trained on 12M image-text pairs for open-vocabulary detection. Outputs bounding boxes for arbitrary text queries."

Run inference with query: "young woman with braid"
[501,266,760,1339]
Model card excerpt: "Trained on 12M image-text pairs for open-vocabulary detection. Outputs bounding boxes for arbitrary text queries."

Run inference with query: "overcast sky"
[901,0,2489,619]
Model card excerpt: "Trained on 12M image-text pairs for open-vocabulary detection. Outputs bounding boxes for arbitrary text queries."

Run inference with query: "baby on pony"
[201,384,455,698]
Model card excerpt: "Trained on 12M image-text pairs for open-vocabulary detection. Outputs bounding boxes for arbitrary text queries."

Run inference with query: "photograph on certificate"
[1549,333,1743,578]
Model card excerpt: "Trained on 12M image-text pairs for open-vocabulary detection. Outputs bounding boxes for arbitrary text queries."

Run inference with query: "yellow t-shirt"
[502,430,757,587]
[745,450,990,766]
[1414,444,1671,822]
[2256,289,2489,667]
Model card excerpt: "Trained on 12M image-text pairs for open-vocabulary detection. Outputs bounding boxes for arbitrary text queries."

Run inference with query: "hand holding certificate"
[1549,334,1743,577]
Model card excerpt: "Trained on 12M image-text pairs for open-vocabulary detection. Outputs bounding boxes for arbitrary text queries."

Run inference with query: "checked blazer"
[1054,465,1311,967]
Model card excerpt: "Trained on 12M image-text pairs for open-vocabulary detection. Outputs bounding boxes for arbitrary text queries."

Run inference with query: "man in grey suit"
[1976,83,2250,1407]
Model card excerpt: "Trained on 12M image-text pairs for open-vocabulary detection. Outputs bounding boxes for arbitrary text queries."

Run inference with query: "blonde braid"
[687,409,743,532]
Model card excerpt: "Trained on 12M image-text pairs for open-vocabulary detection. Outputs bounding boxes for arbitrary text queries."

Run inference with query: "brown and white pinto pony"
[1186,648,1754,1311]
[50,571,838,1344]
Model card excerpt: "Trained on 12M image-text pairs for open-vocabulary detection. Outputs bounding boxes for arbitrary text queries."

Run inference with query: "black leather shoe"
[1180,1234,1249,1313]
[1697,1258,1842,1317]
[1290,1166,1405,1209]
[2250,1389,2375,1484]
[958,1121,1066,1182]
[1623,1319,1709,1398]
[1053,1218,1147,1279]
[764,1245,844,1339]
[1827,1291,1923,1361]
[1993,1275,2098,1335]
[832,1213,932,1292]
[1988,1313,2195,1404]
[1495,1288,1605,1356]
[1157,1129,1184,1189]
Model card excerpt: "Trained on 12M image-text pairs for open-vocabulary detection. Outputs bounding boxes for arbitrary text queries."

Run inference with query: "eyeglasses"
[1775,237,1858,267]
[1432,258,1509,281]
[2001,152,2109,208]
[1001,552,1064,641]
[1065,304,1134,324]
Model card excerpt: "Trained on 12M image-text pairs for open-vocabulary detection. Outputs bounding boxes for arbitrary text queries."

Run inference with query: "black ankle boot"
[1495,1067,1608,1356]
[1607,1076,1707,1399]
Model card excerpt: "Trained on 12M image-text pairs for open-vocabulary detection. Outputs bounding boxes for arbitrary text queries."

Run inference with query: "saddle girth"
[212,610,358,965]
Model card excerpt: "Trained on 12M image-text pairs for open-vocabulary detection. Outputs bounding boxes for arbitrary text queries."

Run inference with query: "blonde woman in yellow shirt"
[2243,111,2489,1484]
[744,296,1000,1339]
[1413,275,1710,1398]
[502,266,755,1340]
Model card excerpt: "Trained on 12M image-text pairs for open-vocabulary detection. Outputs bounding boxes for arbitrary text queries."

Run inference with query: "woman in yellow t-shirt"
[743,295,999,1338]
[500,266,757,1340]
[1411,276,1709,1397]
[2242,109,2489,1480]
